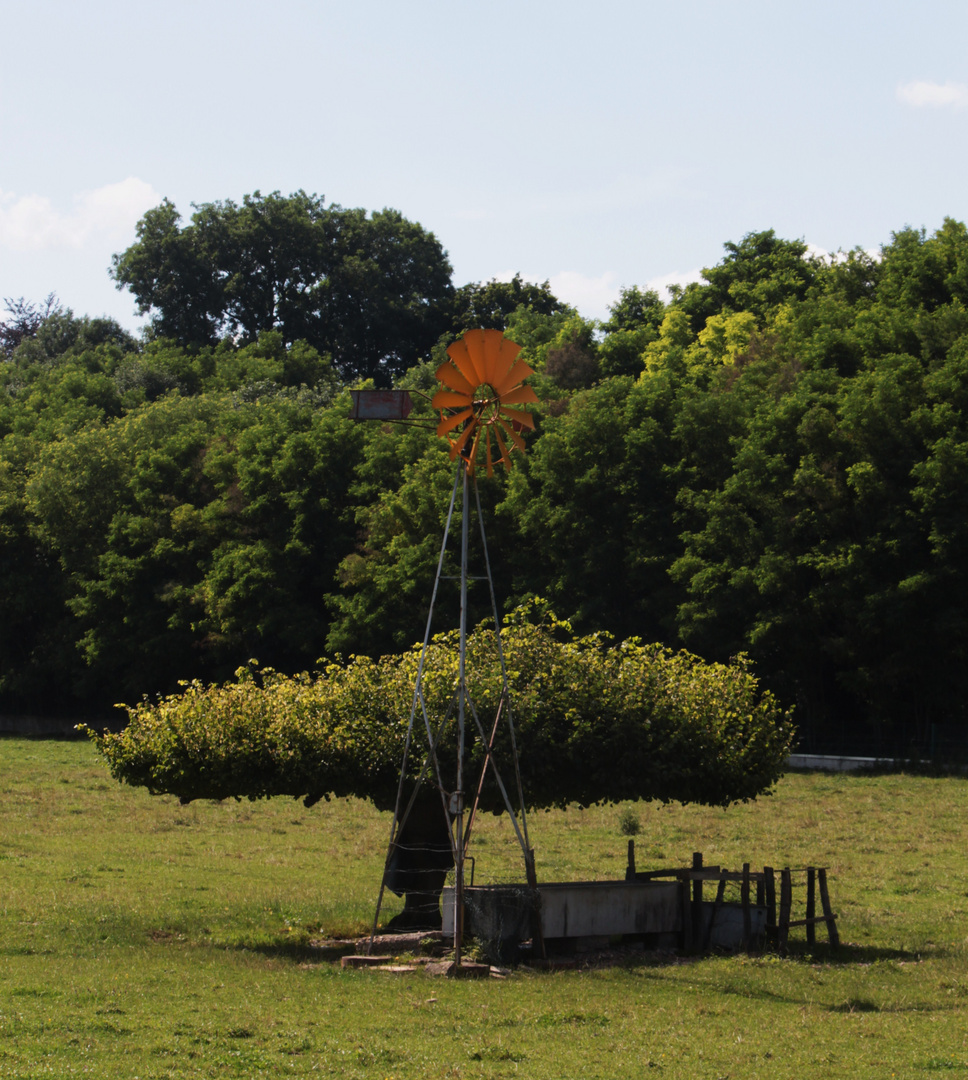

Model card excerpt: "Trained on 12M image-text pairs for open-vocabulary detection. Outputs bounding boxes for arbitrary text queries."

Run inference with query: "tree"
[88,609,794,922]
[90,610,793,810]
[450,274,567,332]
[112,192,454,385]
[544,315,601,390]
[676,230,821,331]
[1,294,60,357]
[10,310,137,365]
[598,286,665,378]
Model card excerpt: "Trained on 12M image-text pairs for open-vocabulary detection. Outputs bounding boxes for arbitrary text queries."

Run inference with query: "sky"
[2,0,968,335]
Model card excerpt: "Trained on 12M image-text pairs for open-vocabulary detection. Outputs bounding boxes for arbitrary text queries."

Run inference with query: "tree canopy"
[6,214,968,757]
[111,191,454,384]
[88,609,794,813]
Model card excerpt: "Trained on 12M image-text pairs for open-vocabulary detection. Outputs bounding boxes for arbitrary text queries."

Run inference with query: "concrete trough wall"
[536,880,682,938]
[443,880,766,953]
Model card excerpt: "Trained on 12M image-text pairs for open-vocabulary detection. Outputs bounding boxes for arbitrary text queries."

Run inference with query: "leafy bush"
[88,605,795,812]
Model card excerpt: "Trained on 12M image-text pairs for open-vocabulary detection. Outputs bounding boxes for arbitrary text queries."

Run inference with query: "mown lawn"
[2,736,968,1078]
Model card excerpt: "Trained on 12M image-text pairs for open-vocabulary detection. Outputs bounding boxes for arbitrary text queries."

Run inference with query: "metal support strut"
[368,457,534,961]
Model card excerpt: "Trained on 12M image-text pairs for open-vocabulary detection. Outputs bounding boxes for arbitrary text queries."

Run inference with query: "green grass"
[2,737,968,1078]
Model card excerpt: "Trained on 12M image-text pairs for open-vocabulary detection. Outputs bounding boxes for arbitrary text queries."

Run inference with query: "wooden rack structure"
[626,846,840,954]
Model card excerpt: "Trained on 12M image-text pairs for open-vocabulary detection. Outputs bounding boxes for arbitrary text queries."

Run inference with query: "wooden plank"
[525,848,546,960]
[785,915,838,929]
[703,873,728,951]
[806,867,816,946]
[741,863,752,952]
[778,868,792,954]
[692,852,704,945]
[679,878,693,953]
[818,869,841,950]
[342,955,394,968]
[631,866,721,881]
[764,866,777,947]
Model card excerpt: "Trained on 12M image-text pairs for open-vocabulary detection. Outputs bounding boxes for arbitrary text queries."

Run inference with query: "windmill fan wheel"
[431,328,538,475]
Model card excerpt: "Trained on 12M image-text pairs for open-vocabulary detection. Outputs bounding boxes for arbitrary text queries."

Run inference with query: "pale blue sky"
[2,0,967,332]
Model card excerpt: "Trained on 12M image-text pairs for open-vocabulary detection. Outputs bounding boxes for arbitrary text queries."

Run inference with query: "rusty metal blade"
[484,427,494,477]
[492,358,534,396]
[467,420,485,474]
[498,406,536,431]
[476,328,505,385]
[492,424,511,467]
[436,408,473,438]
[449,420,477,460]
[431,389,473,410]
[463,329,492,385]
[492,336,523,384]
[435,359,476,395]
[496,417,526,453]
[497,384,539,406]
[446,337,483,388]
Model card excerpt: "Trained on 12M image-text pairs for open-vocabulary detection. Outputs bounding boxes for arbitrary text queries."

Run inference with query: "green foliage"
[504,374,683,641]
[9,212,968,752]
[677,228,821,330]
[90,604,794,812]
[111,191,454,384]
[1,382,362,708]
[618,805,641,836]
[450,273,567,332]
[0,293,60,356]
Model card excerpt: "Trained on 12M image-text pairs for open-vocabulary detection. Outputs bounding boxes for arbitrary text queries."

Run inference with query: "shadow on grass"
[232,940,357,963]
[787,759,968,778]
[614,939,940,966]
[218,933,957,973]
[780,940,952,964]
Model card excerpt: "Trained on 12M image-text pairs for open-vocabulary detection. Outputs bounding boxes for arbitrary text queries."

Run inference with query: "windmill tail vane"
[432,328,538,476]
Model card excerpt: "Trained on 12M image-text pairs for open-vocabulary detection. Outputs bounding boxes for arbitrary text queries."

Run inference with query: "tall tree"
[112,192,454,385]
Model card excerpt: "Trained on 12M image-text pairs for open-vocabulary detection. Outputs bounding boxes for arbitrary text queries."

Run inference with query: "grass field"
[2,736,968,1078]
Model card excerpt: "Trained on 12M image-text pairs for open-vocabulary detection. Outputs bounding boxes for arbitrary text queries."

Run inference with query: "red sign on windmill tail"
[349,390,414,421]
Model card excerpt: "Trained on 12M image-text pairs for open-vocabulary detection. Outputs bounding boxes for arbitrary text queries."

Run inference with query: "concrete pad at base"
[341,955,393,968]
[424,961,491,978]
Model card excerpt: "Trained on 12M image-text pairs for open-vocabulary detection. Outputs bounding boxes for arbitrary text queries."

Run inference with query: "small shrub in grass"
[619,807,641,836]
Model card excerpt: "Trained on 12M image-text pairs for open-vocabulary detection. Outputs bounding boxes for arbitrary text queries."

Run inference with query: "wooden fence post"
[741,863,752,952]
[778,868,792,954]
[692,852,704,944]
[704,872,728,951]
[806,867,816,946]
[764,866,777,947]
[679,874,693,953]
[818,869,840,950]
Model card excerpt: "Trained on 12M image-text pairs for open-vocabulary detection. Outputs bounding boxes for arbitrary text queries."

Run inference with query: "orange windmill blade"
[432,328,538,476]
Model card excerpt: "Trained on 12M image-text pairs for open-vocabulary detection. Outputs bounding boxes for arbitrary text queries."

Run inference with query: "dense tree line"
[4,194,968,755]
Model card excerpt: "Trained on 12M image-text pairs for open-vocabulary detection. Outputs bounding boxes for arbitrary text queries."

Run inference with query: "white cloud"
[896,80,968,109]
[0,178,161,252]
[547,270,621,320]
[806,243,880,264]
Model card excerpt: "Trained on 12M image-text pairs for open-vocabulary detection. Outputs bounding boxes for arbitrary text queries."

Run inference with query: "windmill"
[355,329,540,964]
